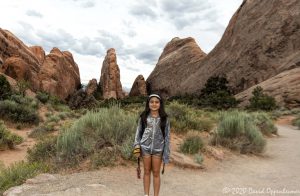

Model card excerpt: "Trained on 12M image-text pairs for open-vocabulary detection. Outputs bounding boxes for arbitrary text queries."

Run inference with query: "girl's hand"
[133,145,141,158]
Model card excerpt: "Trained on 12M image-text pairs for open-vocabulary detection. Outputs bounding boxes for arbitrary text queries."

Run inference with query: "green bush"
[0,75,11,100]
[199,76,239,109]
[168,93,200,107]
[167,101,214,133]
[252,112,277,135]
[211,110,266,154]
[36,91,50,104]
[0,161,48,195]
[180,135,204,154]
[56,105,136,165]
[248,86,277,111]
[200,90,239,109]
[120,134,136,161]
[29,122,56,138]
[292,116,300,129]
[16,79,30,97]
[0,121,23,150]
[167,101,188,121]
[9,94,39,109]
[194,153,204,164]
[91,147,118,168]
[47,115,61,123]
[0,100,39,124]
[27,136,57,163]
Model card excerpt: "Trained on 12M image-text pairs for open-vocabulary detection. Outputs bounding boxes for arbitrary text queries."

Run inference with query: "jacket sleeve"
[133,117,143,148]
[163,119,171,164]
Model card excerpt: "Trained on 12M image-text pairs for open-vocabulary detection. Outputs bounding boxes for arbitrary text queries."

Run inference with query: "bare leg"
[152,155,162,196]
[143,155,152,195]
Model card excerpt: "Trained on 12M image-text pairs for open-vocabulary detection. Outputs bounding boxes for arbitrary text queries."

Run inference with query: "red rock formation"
[129,75,147,97]
[179,0,300,96]
[0,28,81,100]
[99,48,124,99]
[235,67,300,109]
[86,78,98,96]
[29,46,45,65]
[147,0,300,107]
[0,28,41,91]
[39,47,81,100]
[146,37,206,98]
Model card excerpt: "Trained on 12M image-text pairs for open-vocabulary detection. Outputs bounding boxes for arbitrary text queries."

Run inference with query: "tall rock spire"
[99,48,124,99]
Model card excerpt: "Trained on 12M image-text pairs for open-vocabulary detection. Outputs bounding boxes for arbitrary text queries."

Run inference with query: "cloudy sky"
[0,0,242,89]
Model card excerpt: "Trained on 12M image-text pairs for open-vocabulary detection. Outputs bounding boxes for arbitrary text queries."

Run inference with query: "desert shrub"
[120,134,136,161]
[211,110,266,154]
[56,105,136,165]
[0,161,48,195]
[292,116,300,129]
[180,135,204,154]
[0,75,11,100]
[247,86,277,111]
[27,136,57,163]
[168,93,200,106]
[16,79,30,97]
[9,94,39,109]
[29,122,56,138]
[91,147,118,168]
[120,96,147,106]
[167,101,214,133]
[0,100,39,124]
[252,112,277,135]
[194,153,204,164]
[0,121,23,150]
[47,115,61,123]
[36,91,50,104]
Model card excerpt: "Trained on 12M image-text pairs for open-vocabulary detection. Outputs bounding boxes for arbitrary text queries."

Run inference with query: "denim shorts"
[141,148,163,158]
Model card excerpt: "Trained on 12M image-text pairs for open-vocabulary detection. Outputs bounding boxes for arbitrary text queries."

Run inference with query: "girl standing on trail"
[133,93,171,196]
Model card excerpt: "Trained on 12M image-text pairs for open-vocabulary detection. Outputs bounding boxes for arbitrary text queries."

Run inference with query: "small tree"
[0,75,11,100]
[200,76,239,109]
[248,86,277,111]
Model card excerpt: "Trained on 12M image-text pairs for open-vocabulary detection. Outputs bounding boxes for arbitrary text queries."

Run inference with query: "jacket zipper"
[150,118,156,154]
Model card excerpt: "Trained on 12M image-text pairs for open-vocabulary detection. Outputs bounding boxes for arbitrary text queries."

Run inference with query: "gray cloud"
[15,21,164,66]
[160,0,211,16]
[122,20,137,37]
[123,42,165,65]
[26,10,43,18]
[123,66,140,72]
[66,0,96,8]
[95,30,124,52]
[129,0,158,20]
[159,0,217,30]
[15,22,104,56]
[129,5,157,19]
[81,1,96,8]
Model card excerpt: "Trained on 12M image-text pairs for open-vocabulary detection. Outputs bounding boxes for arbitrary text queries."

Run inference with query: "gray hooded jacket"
[133,115,171,164]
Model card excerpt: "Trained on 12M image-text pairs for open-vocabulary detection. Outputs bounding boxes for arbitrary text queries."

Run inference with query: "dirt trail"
[4,122,300,196]
[0,127,35,166]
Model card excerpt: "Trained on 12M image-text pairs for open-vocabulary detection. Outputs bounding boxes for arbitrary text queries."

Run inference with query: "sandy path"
[4,123,300,196]
[0,127,35,167]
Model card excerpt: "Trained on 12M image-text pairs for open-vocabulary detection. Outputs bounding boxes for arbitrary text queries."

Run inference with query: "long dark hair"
[139,92,168,138]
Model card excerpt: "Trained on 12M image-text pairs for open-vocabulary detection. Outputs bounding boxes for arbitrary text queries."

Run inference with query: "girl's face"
[149,97,160,112]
